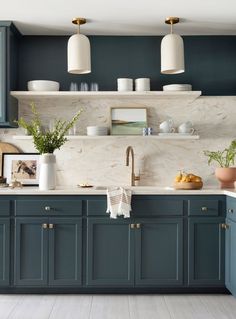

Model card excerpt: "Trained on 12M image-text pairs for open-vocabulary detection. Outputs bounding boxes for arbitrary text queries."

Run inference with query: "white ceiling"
[1,0,236,36]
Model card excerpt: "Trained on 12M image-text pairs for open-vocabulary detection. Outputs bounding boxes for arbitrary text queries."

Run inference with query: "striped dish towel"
[106,187,132,219]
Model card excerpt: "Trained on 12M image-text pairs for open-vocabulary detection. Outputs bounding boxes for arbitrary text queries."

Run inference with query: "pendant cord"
[171,22,173,34]
[77,23,80,34]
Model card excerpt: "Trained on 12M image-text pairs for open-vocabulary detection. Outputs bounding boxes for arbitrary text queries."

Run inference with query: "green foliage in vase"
[16,102,82,154]
[204,140,236,168]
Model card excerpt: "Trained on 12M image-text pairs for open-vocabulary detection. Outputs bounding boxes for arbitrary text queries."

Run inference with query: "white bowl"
[27,80,60,91]
[163,84,192,91]
[87,126,108,136]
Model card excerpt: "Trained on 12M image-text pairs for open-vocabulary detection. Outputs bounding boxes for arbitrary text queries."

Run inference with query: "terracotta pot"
[215,167,236,189]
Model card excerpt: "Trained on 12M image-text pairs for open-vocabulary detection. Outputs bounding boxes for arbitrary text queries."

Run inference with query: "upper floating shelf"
[11,91,202,101]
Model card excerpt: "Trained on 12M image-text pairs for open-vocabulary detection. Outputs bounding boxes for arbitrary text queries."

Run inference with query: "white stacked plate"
[87,126,108,136]
[163,84,192,91]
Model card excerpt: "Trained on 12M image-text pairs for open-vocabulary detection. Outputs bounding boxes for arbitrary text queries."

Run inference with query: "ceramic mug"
[159,120,175,133]
[178,121,195,134]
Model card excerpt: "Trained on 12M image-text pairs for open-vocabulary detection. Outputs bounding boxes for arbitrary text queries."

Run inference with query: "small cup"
[117,78,133,91]
[159,121,175,133]
[80,82,89,91]
[69,82,78,91]
[178,122,195,134]
[135,78,150,91]
[142,128,148,136]
[90,82,99,91]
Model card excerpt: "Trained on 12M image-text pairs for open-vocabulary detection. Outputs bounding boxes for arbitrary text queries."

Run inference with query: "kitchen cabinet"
[0,194,229,293]
[225,197,236,296]
[188,217,225,286]
[15,217,82,286]
[86,218,134,286]
[0,22,19,127]
[87,195,183,288]
[135,218,183,286]
[0,218,10,286]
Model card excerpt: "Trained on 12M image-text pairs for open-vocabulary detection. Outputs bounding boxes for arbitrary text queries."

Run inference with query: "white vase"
[39,153,56,190]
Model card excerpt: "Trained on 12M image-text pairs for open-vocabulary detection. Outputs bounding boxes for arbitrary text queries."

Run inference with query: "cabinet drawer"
[188,200,219,216]
[0,200,10,216]
[132,198,184,216]
[87,200,107,216]
[16,200,82,216]
[227,197,236,222]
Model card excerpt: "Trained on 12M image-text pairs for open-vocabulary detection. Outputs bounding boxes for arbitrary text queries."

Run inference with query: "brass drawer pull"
[136,223,141,229]
[49,224,54,229]
[130,224,135,229]
[228,209,234,213]
[45,206,51,211]
[221,223,230,230]
[42,223,48,229]
[201,207,208,212]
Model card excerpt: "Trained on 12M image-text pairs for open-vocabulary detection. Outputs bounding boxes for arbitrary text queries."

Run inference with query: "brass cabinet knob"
[130,224,135,229]
[42,223,48,229]
[201,207,208,212]
[136,223,141,229]
[228,209,234,213]
[48,224,54,229]
[45,206,51,211]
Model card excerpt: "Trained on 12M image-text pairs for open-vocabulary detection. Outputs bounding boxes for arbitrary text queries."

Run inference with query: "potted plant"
[204,140,236,188]
[17,102,82,190]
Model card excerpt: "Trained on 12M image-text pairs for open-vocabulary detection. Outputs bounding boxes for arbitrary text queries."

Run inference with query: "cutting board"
[0,142,20,176]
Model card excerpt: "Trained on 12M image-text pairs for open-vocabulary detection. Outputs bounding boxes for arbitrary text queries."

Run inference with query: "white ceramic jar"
[117,78,133,91]
[135,78,150,91]
[39,153,56,190]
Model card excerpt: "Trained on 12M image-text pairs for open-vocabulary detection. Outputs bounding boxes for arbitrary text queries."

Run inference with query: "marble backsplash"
[0,96,236,187]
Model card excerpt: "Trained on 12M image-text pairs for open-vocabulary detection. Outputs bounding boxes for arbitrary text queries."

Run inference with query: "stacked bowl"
[87,126,108,136]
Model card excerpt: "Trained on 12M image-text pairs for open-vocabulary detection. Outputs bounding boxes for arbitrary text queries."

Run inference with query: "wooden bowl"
[174,181,203,190]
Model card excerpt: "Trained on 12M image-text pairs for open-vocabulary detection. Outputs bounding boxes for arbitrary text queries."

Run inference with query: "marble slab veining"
[0,96,236,188]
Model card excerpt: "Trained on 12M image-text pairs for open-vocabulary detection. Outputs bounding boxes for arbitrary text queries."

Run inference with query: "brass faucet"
[126,146,140,186]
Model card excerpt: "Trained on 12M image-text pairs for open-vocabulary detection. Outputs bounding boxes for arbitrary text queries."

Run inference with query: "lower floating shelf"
[13,135,200,140]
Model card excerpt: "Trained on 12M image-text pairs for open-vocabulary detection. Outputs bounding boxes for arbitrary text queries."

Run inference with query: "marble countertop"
[0,185,236,198]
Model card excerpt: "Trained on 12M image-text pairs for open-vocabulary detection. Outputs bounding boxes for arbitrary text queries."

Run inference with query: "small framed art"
[110,107,147,135]
[2,153,40,186]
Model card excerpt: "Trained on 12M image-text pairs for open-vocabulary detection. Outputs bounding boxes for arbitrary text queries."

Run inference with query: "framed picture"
[110,107,147,135]
[2,153,40,186]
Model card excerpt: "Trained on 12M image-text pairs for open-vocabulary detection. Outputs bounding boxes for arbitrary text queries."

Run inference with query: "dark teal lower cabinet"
[135,218,183,286]
[14,218,48,286]
[48,218,82,286]
[86,218,134,286]
[188,217,225,286]
[225,218,236,296]
[0,218,10,286]
[15,217,82,287]
[86,217,183,287]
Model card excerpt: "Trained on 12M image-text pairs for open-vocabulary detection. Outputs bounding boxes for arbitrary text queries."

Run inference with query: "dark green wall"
[18,36,236,95]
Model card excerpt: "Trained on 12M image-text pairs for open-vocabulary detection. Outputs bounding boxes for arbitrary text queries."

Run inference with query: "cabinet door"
[48,218,82,286]
[0,27,7,124]
[188,217,225,286]
[14,218,48,286]
[225,218,236,296]
[86,218,134,286]
[135,218,183,286]
[0,218,9,286]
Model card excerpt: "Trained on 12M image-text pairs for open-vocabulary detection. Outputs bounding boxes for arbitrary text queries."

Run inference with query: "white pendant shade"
[67,33,91,74]
[161,33,185,74]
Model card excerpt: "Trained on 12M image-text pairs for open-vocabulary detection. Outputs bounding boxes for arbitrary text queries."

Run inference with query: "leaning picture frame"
[2,153,40,186]
[110,107,148,135]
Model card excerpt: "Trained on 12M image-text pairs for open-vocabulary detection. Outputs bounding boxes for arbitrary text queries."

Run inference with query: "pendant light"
[161,17,185,74]
[67,17,91,74]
